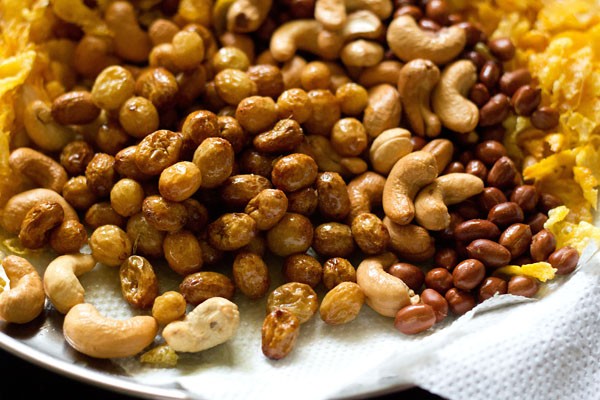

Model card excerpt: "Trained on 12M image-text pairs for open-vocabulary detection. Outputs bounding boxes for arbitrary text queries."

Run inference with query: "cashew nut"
[383,217,435,262]
[363,84,402,138]
[397,59,441,138]
[382,150,438,225]
[315,0,391,31]
[163,297,240,352]
[9,147,68,193]
[369,128,413,175]
[63,303,158,358]
[2,188,79,235]
[227,0,272,33]
[21,85,75,152]
[432,59,479,134]
[386,15,466,65]
[341,10,383,42]
[414,173,484,231]
[270,20,343,62]
[356,252,419,317]
[358,60,403,88]
[43,254,97,314]
[340,39,384,68]
[346,171,386,222]
[0,255,45,324]
[421,138,454,174]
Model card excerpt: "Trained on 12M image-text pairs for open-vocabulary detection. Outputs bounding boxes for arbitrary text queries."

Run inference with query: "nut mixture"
[0,0,595,365]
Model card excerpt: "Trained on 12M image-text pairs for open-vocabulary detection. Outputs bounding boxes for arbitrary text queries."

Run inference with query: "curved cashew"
[421,138,454,174]
[2,189,79,235]
[163,297,240,352]
[356,252,418,317]
[382,151,438,225]
[346,171,386,222]
[341,10,383,41]
[22,95,75,152]
[363,84,402,138]
[414,173,484,231]
[227,0,272,33]
[383,217,435,262]
[43,254,97,314]
[397,59,441,138]
[369,128,413,175]
[315,0,391,31]
[63,303,158,358]
[340,39,384,68]
[386,15,466,65]
[346,0,392,19]
[9,147,68,193]
[270,20,343,62]
[0,255,45,324]
[432,60,479,134]
[358,60,403,88]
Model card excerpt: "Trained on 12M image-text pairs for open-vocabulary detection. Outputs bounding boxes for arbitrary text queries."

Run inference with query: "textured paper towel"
[67,235,599,400]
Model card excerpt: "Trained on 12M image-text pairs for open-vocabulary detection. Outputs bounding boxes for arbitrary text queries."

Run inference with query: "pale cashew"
[421,138,454,174]
[414,173,484,231]
[43,254,97,314]
[369,128,413,175]
[386,15,466,65]
[163,297,240,352]
[340,10,383,41]
[358,60,403,88]
[432,59,479,134]
[315,0,392,31]
[397,59,441,138]
[270,20,343,62]
[363,84,402,138]
[2,188,79,235]
[21,86,75,152]
[340,39,384,68]
[63,303,158,358]
[383,217,435,262]
[346,171,386,222]
[227,0,273,33]
[0,255,45,324]
[9,147,68,193]
[382,151,438,225]
[356,252,418,317]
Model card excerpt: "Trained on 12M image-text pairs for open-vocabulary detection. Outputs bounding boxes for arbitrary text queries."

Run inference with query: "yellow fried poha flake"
[140,344,179,368]
[545,206,600,254]
[495,262,556,282]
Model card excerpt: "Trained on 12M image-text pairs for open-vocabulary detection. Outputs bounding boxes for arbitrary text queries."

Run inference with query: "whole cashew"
[432,60,479,134]
[358,60,403,88]
[315,0,392,31]
[346,171,386,222]
[341,10,383,42]
[340,39,384,68]
[63,303,158,358]
[386,15,466,65]
[21,91,75,152]
[0,255,45,324]
[227,0,273,33]
[356,252,419,317]
[2,189,79,235]
[414,173,484,231]
[382,151,438,225]
[363,84,402,138]
[270,20,343,62]
[421,138,454,174]
[383,217,435,262]
[43,254,97,314]
[397,59,441,138]
[163,297,240,352]
[9,147,68,193]
[369,128,413,175]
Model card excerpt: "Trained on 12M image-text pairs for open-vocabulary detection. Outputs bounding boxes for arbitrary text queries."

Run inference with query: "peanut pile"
[0,0,582,363]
